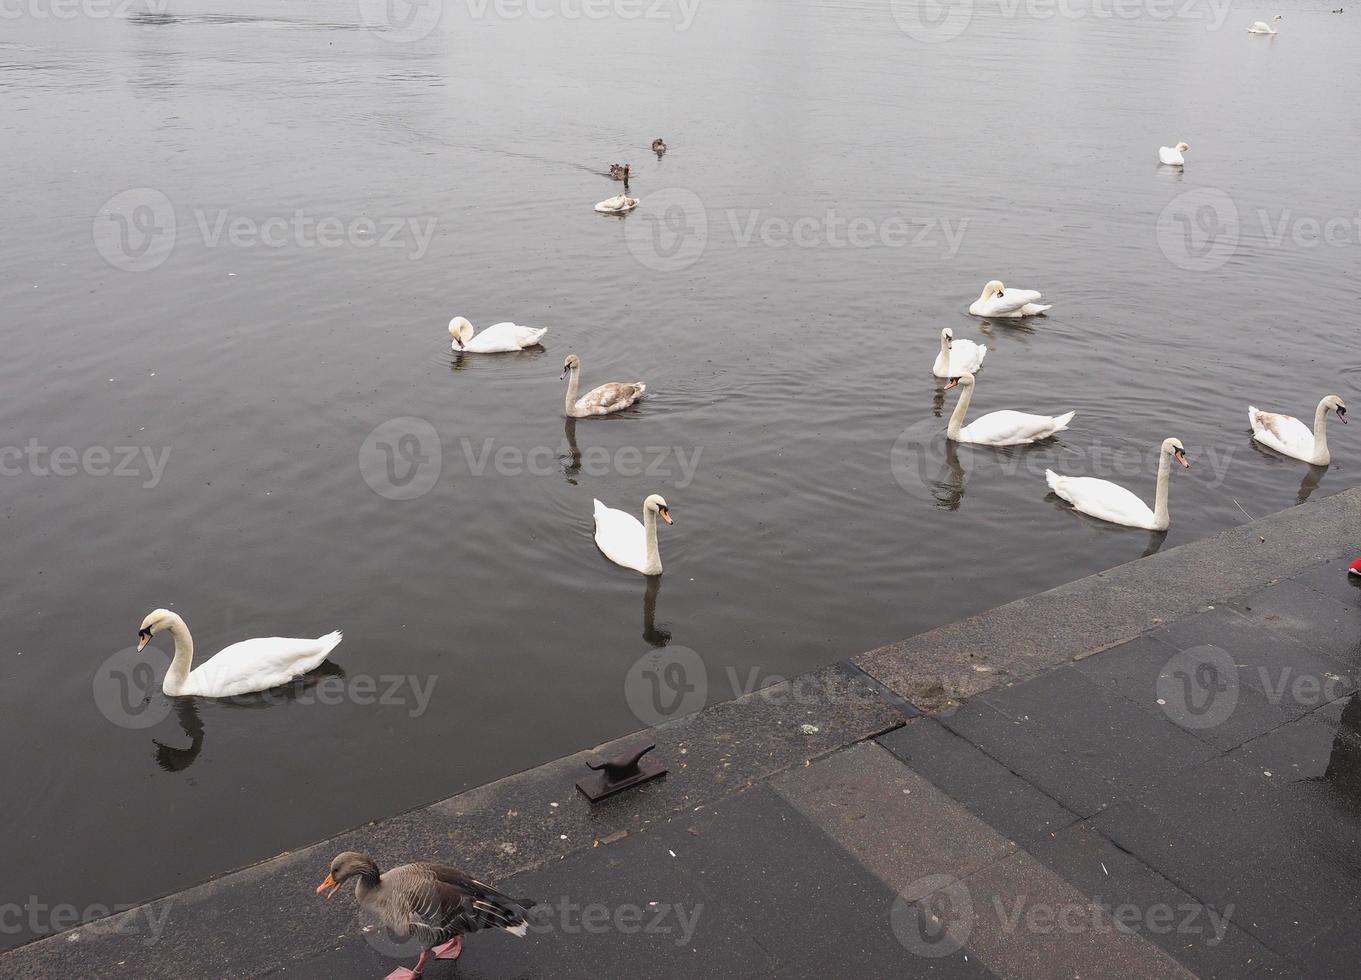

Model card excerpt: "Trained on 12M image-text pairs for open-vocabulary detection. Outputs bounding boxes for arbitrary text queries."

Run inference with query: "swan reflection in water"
[149,661,346,772]
[642,575,672,647]
[561,418,581,484]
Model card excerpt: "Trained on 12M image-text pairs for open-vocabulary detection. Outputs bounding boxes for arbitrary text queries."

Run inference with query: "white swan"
[932,327,987,378]
[1047,438,1190,531]
[944,371,1074,446]
[593,495,673,575]
[594,193,638,214]
[562,354,646,418]
[137,609,342,698]
[1249,395,1347,465]
[1247,14,1281,32]
[448,317,546,353]
[1158,142,1189,166]
[969,280,1052,317]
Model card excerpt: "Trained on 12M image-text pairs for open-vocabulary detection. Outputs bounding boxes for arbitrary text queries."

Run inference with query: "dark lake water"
[2,0,1359,950]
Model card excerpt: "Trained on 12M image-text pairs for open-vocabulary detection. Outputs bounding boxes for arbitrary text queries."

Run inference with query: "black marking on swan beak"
[1338,406,1348,424]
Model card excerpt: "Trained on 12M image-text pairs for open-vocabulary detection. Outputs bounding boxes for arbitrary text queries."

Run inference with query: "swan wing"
[986,288,1043,315]
[184,632,342,697]
[576,382,646,416]
[1047,472,1155,528]
[468,322,546,352]
[593,499,646,571]
[949,340,987,375]
[1249,407,1313,457]
[960,409,1073,446]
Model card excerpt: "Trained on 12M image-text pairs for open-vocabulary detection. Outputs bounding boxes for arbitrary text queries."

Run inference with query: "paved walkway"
[5,490,1360,979]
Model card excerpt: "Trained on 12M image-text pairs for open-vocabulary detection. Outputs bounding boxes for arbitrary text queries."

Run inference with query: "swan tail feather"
[1045,468,1062,493]
[1051,411,1075,433]
[1247,405,1260,431]
[316,630,343,659]
[1024,303,1053,315]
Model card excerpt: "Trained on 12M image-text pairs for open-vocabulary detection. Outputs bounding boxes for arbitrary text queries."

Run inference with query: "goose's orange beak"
[316,873,340,898]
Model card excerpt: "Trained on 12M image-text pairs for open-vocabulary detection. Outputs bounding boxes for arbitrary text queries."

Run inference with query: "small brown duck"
[651,138,667,155]
[608,163,631,180]
[318,851,537,980]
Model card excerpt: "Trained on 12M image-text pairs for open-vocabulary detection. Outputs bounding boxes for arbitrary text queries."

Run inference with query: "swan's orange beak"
[137,631,151,652]
[659,507,673,525]
[316,873,340,898]
[1175,449,1190,468]
[944,378,960,390]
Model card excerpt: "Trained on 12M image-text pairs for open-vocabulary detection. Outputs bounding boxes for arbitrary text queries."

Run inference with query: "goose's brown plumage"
[318,852,536,979]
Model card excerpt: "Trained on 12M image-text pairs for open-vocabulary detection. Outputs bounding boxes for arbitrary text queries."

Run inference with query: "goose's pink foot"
[385,949,430,980]
[433,936,463,960]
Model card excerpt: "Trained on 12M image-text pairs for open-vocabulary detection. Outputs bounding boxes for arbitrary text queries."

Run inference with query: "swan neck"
[947,383,973,439]
[1152,449,1173,530]
[564,367,580,415]
[1312,400,1331,461]
[164,615,194,693]
[643,506,662,575]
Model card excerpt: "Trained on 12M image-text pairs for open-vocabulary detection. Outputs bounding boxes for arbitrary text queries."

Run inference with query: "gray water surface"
[2,0,1359,948]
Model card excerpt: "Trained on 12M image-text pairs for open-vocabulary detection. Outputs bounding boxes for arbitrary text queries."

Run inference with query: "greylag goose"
[561,353,646,417]
[318,851,537,980]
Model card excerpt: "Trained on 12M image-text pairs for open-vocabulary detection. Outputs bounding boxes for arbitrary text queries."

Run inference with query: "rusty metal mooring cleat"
[575,743,667,802]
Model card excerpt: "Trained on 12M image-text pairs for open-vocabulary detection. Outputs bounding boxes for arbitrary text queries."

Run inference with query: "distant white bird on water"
[932,327,987,378]
[1158,142,1189,166]
[1247,14,1281,32]
[595,193,638,214]
[969,280,1051,318]
[448,317,546,353]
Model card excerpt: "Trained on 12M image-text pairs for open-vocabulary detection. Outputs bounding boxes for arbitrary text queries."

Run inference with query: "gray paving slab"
[1075,633,1307,752]
[939,666,1219,817]
[876,718,1081,849]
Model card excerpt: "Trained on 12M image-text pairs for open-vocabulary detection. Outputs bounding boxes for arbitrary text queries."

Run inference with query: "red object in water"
[1349,558,1361,577]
